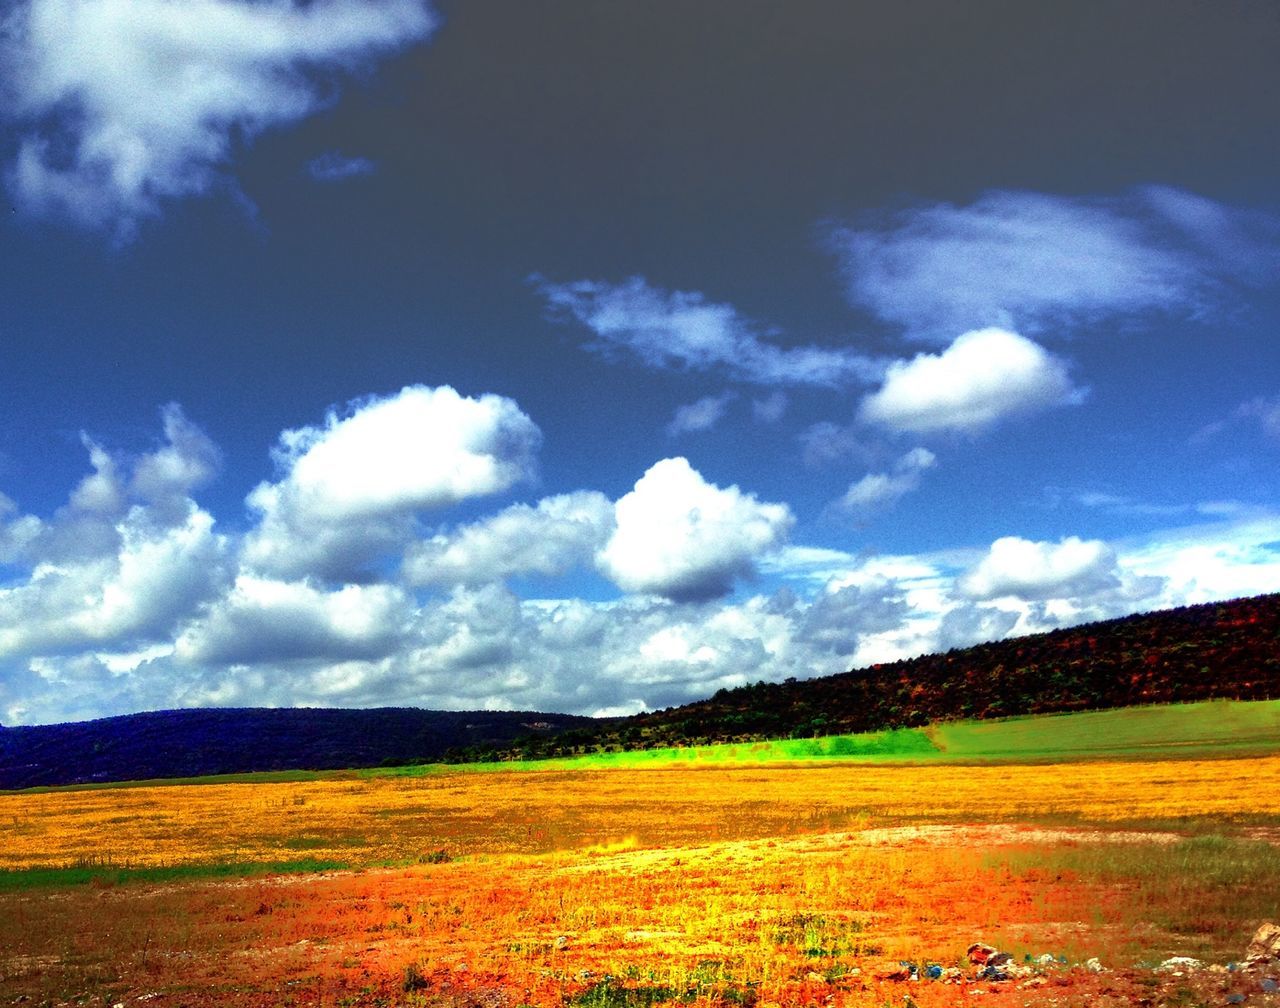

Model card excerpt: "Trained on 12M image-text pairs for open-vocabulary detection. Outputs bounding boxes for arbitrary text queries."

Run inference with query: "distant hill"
[0,707,594,790]
[500,592,1280,759]
[5,594,1278,787]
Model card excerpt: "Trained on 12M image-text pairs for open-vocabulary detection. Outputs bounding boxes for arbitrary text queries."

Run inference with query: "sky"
[0,0,1278,726]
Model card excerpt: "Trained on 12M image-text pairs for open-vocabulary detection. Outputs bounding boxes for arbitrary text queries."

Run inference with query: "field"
[3,701,1280,1007]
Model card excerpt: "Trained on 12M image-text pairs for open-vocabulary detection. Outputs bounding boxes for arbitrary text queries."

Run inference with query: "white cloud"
[958,535,1122,601]
[176,575,408,665]
[0,507,226,661]
[597,457,793,602]
[0,409,228,664]
[130,403,222,521]
[3,0,434,235]
[793,580,911,655]
[666,393,735,436]
[830,188,1280,340]
[244,385,540,581]
[4,399,1280,730]
[0,493,44,564]
[539,276,882,387]
[1120,513,1280,607]
[859,328,1085,434]
[403,491,613,588]
[307,151,376,182]
[837,447,936,514]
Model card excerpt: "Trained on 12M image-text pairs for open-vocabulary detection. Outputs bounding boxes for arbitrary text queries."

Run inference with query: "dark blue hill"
[0,706,595,790]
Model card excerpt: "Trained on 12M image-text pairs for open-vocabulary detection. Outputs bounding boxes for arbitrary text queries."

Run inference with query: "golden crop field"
[4,755,1280,870]
[3,755,1280,1008]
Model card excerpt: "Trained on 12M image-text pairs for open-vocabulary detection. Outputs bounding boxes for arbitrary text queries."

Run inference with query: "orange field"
[3,756,1280,1007]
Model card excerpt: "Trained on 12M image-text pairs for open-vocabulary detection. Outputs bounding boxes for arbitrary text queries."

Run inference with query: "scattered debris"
[553,935,569,951]
[963,943,1034,981]
[966,943,998,966]
[1083,957,1105,973]
[1156,956,1203,973]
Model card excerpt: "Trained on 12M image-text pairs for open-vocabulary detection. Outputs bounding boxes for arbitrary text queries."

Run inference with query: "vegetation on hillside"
[477,593,1280,761]
[3,593,1276,785]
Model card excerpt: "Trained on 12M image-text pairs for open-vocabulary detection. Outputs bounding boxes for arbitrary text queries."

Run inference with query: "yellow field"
[3,754,1280,1007]
[3,754,1280,869]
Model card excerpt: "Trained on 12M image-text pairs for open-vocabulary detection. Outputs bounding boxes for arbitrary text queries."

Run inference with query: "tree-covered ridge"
[0,707,595,790]
[494,593,1280,760]
[4,594,1277,783]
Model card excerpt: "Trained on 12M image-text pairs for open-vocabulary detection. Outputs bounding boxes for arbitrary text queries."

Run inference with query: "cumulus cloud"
[19,403,219,567]
[837,447,936,515]
[958,535,1122,601]
[597,457,793,602]
[131,403,222,521]
[1120,512,1280,607]
[0,494,42,565]
[403,491,613,588]
[666,393,735,436]
[0,508,225,662]
[859,328,1085,434]
[244,385,541,581]
[5,395,1279,729]
[538,276,882,387]
[2,0,435,235]
[793,580,911,655]
[831,187,1280,340]
[0,407,228,664]
[176,576,408,665]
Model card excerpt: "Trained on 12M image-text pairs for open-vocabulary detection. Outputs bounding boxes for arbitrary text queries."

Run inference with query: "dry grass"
[3,754,1279,870]
[2,755,1279,1006]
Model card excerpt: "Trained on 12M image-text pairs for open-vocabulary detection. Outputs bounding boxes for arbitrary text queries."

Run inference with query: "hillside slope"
[0,707,593,790]
[5,593,1278,785]
[503,593,1280,758]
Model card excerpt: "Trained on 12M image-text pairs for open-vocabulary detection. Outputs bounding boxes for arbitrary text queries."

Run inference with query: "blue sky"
[1,0,1278,725]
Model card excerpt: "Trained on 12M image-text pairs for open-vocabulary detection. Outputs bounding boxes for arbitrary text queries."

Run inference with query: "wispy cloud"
[752,391,788,424]
[538,276,883,388]
[836,447,936,515]
[830,187,1280,341]
[2,0,435,237]
[307,152,377,182]
[1238,394,1280,441]
[666,393,735,436]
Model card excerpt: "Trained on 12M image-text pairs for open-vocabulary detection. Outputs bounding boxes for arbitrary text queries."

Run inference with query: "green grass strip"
[0,857,349,892]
